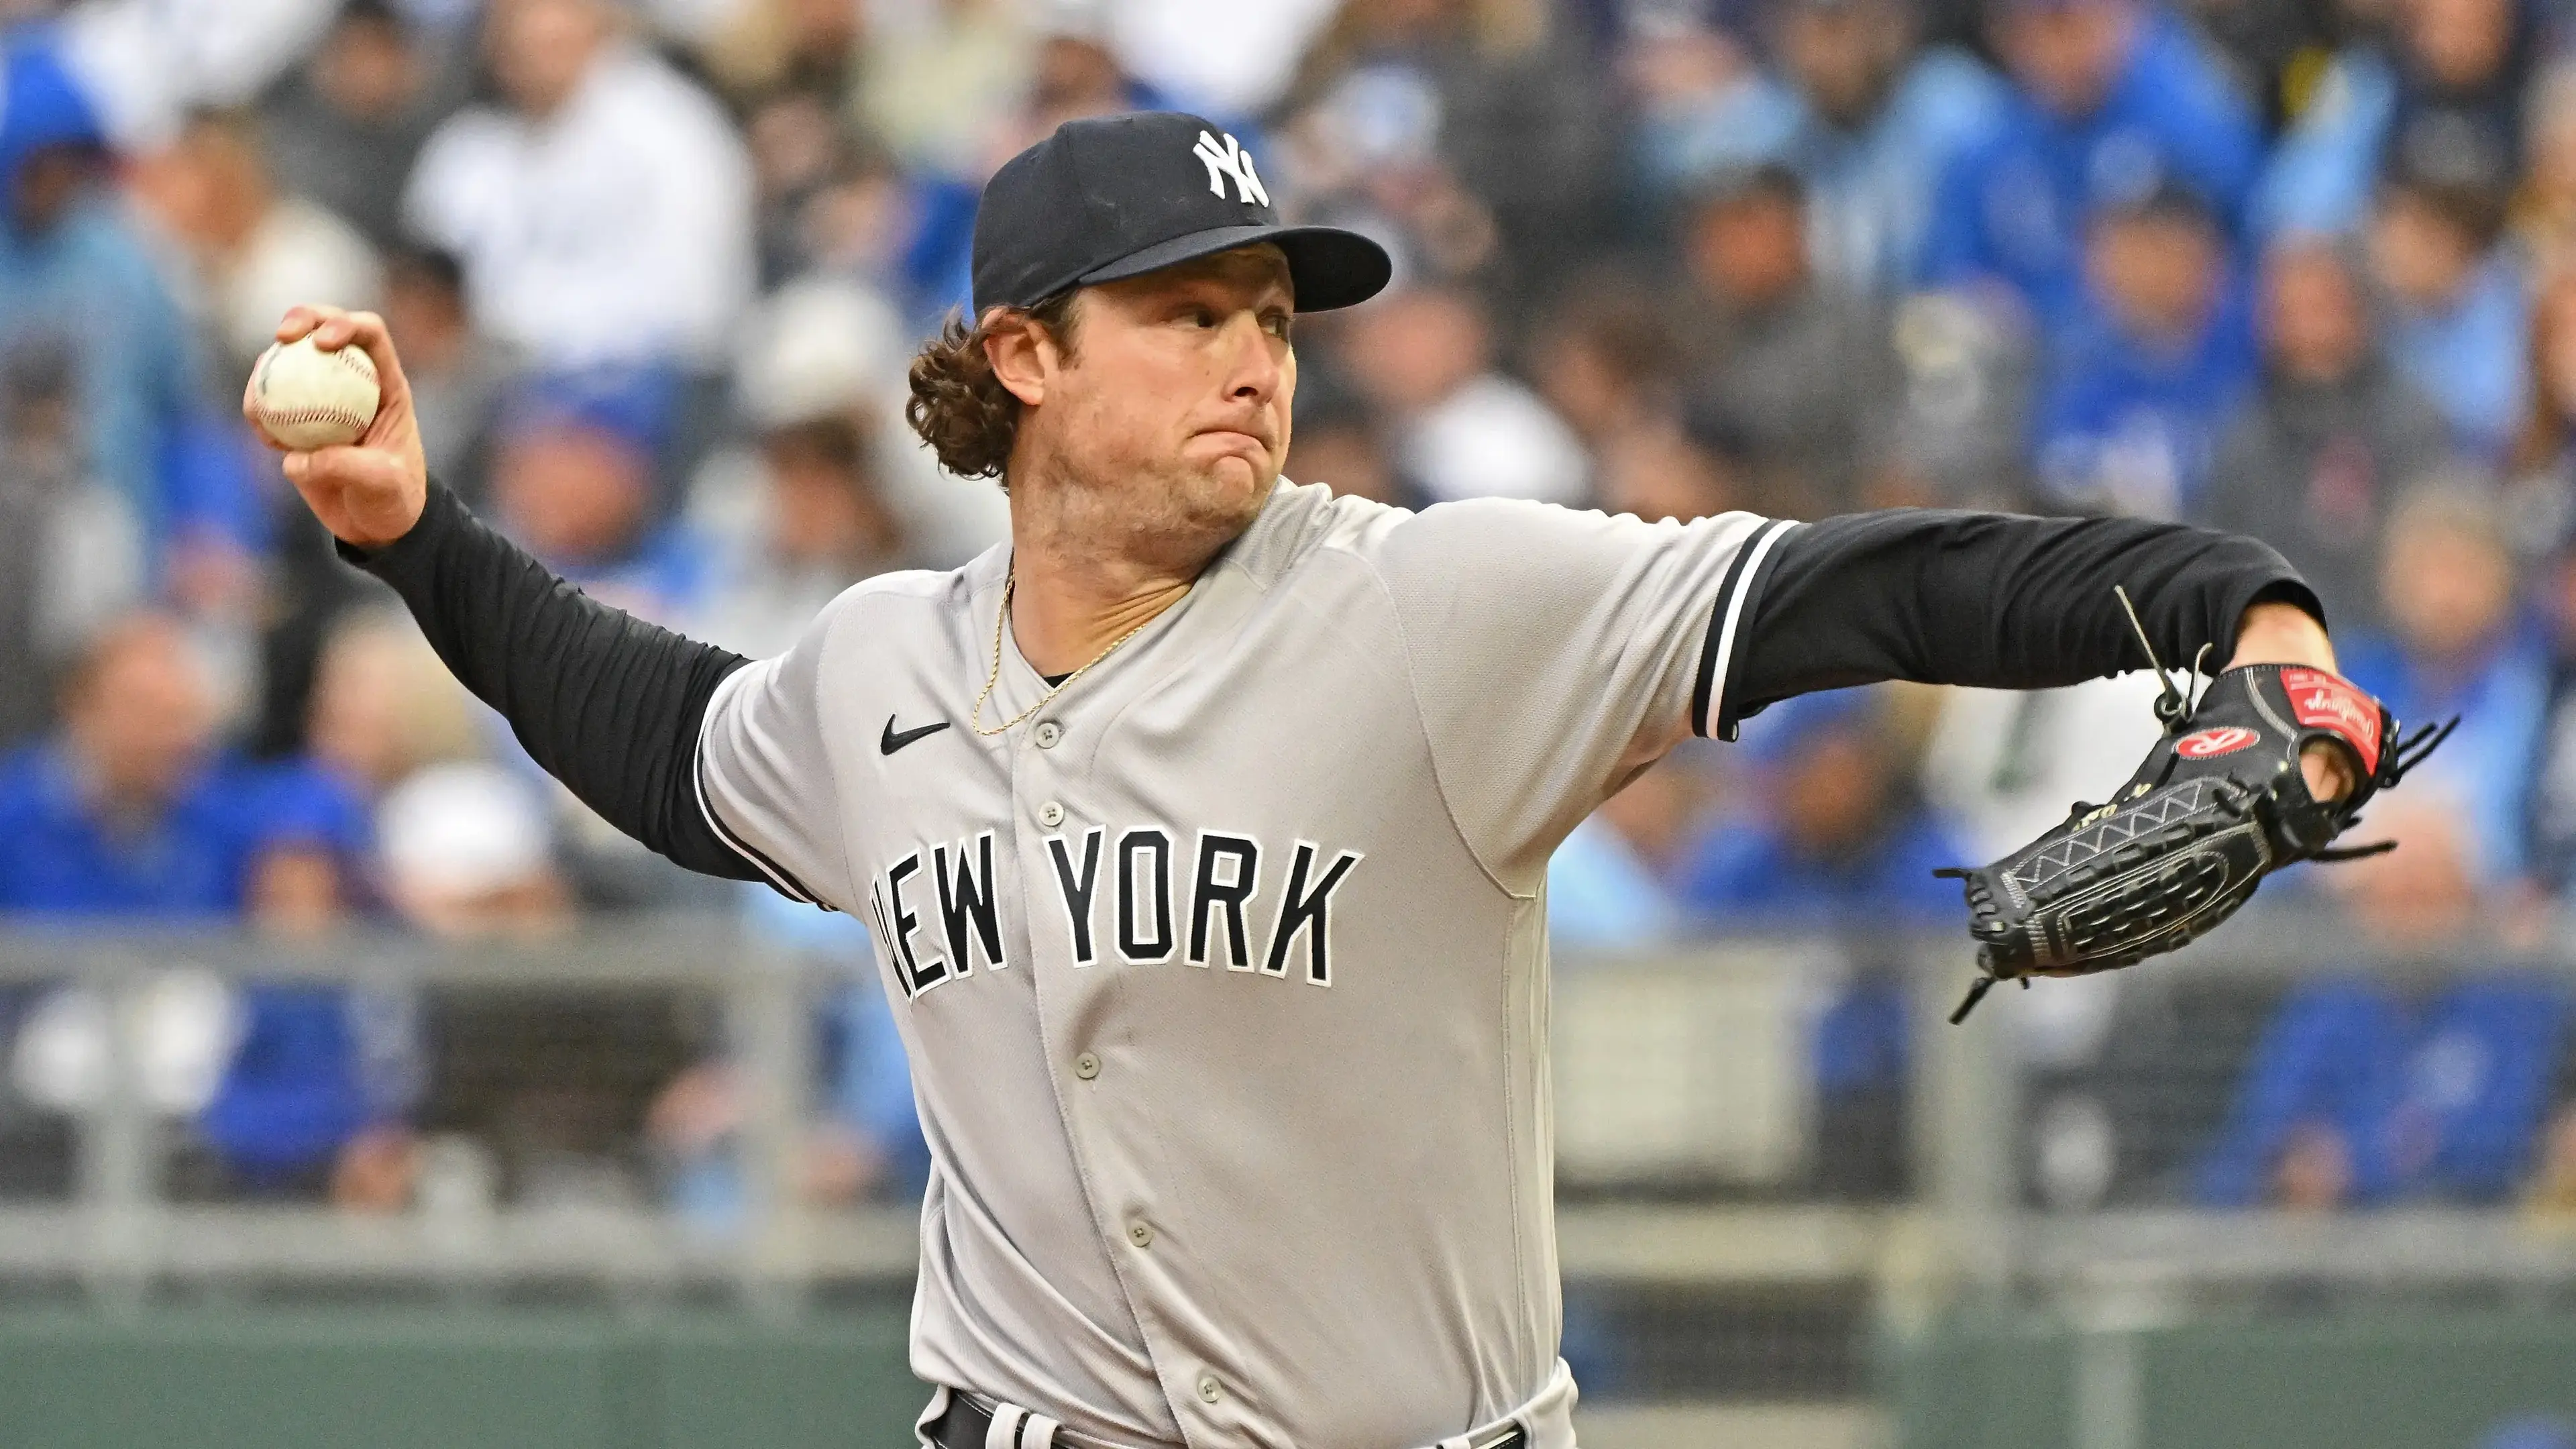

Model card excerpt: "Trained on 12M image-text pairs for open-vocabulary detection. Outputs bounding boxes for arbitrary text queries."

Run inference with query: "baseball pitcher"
[250,112,2435,1449]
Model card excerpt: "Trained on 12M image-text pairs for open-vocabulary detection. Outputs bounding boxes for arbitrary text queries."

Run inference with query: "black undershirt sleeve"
[1703,508,2320,739]
[341,478,765,883]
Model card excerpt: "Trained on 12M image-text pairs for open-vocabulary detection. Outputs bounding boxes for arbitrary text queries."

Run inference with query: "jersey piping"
[1690,517,1799,739]
[694,670,826,908]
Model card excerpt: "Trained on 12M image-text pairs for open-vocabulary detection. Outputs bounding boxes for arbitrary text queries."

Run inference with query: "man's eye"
[1265,314,1293,339]
[1185,307,1216,327]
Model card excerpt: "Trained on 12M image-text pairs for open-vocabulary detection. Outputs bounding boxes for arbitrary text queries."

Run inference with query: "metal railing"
[0,916,2569,1335]
[0,922,855,1307]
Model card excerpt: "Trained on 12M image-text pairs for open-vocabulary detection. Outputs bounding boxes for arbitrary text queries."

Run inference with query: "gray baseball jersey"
[696,480,1792,1448]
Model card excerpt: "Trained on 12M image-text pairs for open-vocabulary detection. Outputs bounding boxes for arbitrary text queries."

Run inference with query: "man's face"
[1778,1,1904,126]
[1780,727,1896,855]
[1598,423,1738,523]
[2405,0,2510,89]
[148,121,266,255]
[2261,244,2369,383]
[2086,210,2221,345]
[1995,0,2133,117]
[1688,190,1809,308]
[1340,286,1488,416]
[2382,519,2513,662]
[2369,189,2480,308]
[308,626,411,792]
[1003,247,1298,552]
[763,425,898,568]
[493,419,652,565]
[317,12,422,121]
[10,148,94,236]
[488,0,608,117]
[66,619,215,813]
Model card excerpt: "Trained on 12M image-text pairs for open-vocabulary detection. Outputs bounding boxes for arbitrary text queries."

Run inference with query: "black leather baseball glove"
[1936,608,2451,1023]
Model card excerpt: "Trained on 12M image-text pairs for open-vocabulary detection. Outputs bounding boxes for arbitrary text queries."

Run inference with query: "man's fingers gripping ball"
[248,333,381,451]
[244,307,429,550]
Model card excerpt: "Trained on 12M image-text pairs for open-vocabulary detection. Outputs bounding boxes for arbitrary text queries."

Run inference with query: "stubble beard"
[1035,453,1273,582]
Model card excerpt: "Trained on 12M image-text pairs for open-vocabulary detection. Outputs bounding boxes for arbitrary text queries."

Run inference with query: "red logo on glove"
[2279,667,2381,775]
[2178,725,2259,758]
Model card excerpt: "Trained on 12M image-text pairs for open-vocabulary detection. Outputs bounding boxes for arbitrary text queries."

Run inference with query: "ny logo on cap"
[1192,130,1270,207]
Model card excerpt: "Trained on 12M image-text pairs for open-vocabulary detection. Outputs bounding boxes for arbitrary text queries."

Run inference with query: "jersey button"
[1127,1220,1154,1248]
[1074,1053,1100,1080]
[1038,800,1066,828]
[1034,720,1063,749]
[1195,1374,1222,1405]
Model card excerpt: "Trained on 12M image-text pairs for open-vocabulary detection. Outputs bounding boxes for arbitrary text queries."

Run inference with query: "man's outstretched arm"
[247,305,763,885]
[1708,508,2349,792]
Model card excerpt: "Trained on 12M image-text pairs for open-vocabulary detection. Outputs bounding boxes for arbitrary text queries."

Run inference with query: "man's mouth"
[1197,427,1271,455]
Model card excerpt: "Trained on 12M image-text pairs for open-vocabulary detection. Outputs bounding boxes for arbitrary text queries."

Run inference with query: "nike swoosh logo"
[881,716,951,755]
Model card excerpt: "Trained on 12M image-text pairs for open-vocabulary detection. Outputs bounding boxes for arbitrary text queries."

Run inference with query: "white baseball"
[249,336,381,451]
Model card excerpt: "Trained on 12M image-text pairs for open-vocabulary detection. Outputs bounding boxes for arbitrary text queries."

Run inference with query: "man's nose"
[1221,314,1283,406]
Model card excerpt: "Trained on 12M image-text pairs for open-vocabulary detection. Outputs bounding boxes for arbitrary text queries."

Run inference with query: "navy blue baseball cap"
[970,111,1393,316]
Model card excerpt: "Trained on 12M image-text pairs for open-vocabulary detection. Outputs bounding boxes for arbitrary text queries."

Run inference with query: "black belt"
[924,1393,1077,1449]
[924,1391,1527,1449]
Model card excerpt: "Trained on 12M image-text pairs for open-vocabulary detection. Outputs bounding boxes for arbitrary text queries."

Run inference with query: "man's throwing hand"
[242,307,429,550]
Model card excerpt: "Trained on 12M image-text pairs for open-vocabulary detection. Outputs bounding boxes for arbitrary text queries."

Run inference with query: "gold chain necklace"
[969,575,1159,737]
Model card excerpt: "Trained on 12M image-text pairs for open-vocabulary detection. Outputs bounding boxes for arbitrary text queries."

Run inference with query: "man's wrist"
[2229,598,2338,674]
[2227,596,2357,798]
[335,476,451,569]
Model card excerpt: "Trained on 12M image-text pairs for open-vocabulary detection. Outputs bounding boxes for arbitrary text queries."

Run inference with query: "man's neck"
[66,748,174,840]
[1009,552,1197,677]
[1004,482,1222,677]
[1814,72,1896,135]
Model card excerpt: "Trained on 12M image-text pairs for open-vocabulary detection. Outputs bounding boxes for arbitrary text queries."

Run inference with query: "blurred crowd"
[0,0,2575,1220]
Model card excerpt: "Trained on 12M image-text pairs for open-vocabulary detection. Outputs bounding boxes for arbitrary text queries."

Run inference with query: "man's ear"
[983,311,1053,409]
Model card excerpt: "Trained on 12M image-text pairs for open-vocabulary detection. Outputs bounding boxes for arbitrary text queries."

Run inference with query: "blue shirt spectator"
[2384,252,2528,462]
[1550,755,1707,951]
[195,765,378,1182]
[2252,0,2534,239]
[0,615,380,1187]
[2195,977,2569,1207]
[1642,0,2006,295]
[0,35,254,566]
[2339,623,2547,884]
[2035,185,2259,516]
[1679,690,1958,1110]
[755,887,928,1198]
[2360,119,2529,460]
[2256,51,2402,239]
[2388,979,2570,1201]
[2325,483,2544,888]
[1921,1,2262,338]
[2194,978,2409,1206]
[488,372,716,630]
[1680,689,1964,926]
[197,977,383,1182]
[2521,533,2576,900]
[823,958,930,1198]
[0,744,297,914]
[1682,810,1961,922]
